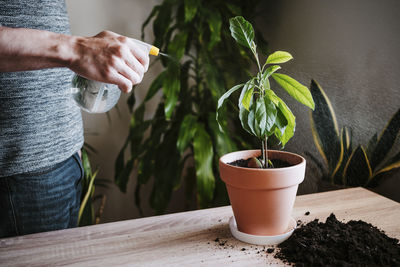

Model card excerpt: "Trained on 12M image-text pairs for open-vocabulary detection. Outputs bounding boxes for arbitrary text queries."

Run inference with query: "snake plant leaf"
[331,127,353,185]
[184,0,200,23]
[216,84,243,131]
[208,113,237,157]
[272,73,315,110]
[343,145,372,186]
[266,51,293,64]
[309,79,341,174]
[145,71,166,102]
[229,16,255,50]
[207,9,222,50]
[167,32,188,60]
[370,108,400,170]
[177,114,198,155]
[374,158,400,177]
[163,63,181,120]
[193,123,215,208]
[366,133,378,159]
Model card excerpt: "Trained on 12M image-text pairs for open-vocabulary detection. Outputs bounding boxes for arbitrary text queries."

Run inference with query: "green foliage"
[217,16,314,168]
[308,79,400,187]
[79,147,108,226]
[115,1,266,214]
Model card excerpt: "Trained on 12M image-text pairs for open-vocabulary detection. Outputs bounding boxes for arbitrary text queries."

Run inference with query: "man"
[0,0,149,237]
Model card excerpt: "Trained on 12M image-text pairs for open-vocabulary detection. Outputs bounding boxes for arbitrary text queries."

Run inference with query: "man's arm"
[0,27,149,93]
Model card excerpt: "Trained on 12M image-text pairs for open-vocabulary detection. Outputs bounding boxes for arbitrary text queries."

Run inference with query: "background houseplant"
[114,0,268,214]
[307,80,400,189]
[78,147,108,226]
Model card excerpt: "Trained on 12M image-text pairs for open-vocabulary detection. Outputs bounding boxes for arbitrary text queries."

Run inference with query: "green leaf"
[343,145,372,186]
[207,10,222,50]
[370,108,400,170]
[276,100,295,146]
[241,82,255,111]
[153,2,172,48]
[163,64,181,120]
[177,114,198,154]
[309,79,341,174]
[239,103,253,136]
[253,97,267,138]
[262,65,281,80]
[272,73,315,110]
[145,71,166,102]
[193,123,215,208]
[374,158,400,176]
[264,96,277,133]
[266,51,293,64]
[184,0,199,23]
[204,62,224,102]
[167,32,188,60]
[229,16,255,50]
[216,84,243,131]
[208,113,237,157]
[238,79,254,110]
[331,127,352,185]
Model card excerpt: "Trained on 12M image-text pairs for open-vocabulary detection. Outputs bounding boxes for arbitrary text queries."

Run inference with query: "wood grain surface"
[0,187,399,266]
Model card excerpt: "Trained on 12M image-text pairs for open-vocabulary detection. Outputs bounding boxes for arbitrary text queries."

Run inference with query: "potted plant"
[217,16,315,236]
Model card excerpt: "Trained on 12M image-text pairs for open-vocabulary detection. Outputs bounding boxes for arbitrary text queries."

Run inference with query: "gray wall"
[255,0,400,201]
[66,0,400,223]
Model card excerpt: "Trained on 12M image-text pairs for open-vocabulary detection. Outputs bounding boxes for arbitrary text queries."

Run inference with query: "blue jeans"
[0,153,83,238]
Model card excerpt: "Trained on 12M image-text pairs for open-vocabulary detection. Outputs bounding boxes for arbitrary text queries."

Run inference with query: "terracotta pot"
[219,149,306,236]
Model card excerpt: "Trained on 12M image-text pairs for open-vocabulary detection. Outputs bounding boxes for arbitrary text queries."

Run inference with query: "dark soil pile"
[275,213,400,266]
[228,157,290,168]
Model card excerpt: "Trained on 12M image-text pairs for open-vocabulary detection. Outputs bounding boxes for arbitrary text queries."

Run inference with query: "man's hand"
[69,31,149,93]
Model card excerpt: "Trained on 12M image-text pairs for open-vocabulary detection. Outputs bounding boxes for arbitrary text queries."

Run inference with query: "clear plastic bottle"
[71,39,159,113]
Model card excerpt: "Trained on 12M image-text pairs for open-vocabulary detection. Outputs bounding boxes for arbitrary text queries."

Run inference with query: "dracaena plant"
[217,16,315,168]
[115,1,267,214]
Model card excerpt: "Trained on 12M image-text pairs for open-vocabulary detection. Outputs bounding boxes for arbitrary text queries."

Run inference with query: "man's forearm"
[0,27,76,72]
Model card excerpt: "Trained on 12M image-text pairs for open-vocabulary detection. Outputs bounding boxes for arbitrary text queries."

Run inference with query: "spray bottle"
[71,39,159,113]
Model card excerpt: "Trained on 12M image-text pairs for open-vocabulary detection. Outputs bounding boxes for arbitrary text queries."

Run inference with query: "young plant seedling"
[217,16,315,168]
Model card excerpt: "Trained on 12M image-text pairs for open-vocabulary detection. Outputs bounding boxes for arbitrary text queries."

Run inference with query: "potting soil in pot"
[274,213,400,266]
[228,157,291,168]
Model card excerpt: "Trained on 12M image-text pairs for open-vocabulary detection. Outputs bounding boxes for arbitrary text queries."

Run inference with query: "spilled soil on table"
[275,213,400,266]
[212,213,400,266]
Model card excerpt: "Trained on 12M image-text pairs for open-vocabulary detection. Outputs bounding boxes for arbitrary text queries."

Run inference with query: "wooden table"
[1,187,399,266]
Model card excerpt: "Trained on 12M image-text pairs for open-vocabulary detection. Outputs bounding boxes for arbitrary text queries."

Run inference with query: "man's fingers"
[126,40,150,72]
[107,69,133,93]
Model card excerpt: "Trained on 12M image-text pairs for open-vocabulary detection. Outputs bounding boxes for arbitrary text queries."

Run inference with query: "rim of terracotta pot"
[219,149,306,190]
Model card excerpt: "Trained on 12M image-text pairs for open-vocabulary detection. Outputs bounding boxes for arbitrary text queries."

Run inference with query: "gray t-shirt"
[0,0,84,177]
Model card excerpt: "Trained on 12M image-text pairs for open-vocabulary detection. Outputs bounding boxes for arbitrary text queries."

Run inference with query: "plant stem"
[263,137,268,168]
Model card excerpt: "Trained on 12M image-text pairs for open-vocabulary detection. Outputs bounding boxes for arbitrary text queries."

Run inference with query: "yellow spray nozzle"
[149,46,159,56]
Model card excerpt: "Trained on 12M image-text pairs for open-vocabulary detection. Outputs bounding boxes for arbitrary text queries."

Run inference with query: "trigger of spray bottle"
[71,39,159,114]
